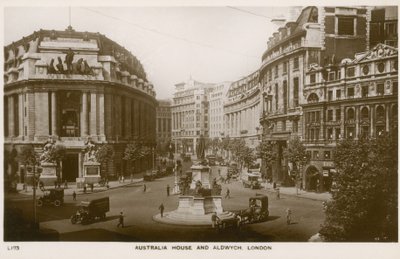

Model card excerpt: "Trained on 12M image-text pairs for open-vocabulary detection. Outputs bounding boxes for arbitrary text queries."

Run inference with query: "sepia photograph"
[1,0,399,258]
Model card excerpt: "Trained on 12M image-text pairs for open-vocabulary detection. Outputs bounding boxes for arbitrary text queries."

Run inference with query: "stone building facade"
[171,79,214,156]
[224,71,261,149]
[209,82,230,139]
[4,28,157,185]
[156,99,172,155]
[259,6,372,184]
[302,43,398,192]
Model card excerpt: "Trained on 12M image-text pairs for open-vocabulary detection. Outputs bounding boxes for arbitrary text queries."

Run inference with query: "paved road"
[5,165,325,242]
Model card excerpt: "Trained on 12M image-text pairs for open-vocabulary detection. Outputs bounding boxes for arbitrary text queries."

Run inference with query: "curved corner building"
[4,27,157,185]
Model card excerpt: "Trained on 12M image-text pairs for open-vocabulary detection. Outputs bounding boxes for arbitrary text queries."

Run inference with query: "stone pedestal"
[190,164,211,189]
[39,162,58,186]
[83,161,101,184]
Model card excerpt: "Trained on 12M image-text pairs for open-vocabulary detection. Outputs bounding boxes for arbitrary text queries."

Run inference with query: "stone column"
[19,93,24,137]
[81,92,88,136]
[8,95,14,137]
[385,104,390,132]
[90,92,97,136]
[51,91,57,136]
[355,106,359,140]
[370,105,374,137]
[98,92,105,139]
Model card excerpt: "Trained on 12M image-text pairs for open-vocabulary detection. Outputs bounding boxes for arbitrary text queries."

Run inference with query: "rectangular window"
[293,57,299,70]
[292,121,298,133]
[275,65,279,78]
[268,69,272,81]
[275,84,279,110]
[347,67,355,77]
[336,109,341,121]
[347,87,354,97]
[338,17,355,35]
[362,85,369,97]
[393,82,398,95]
[324,151,331,159]
[283,62,287,74]
[335,128,341,139]
[316,111,320,122]
[282,120,286,131]
[310,74,316,84]
[293,77,299,107]
[328,72,335,81]
[328,91,333,101]
[313,151,319,159]
[327,110,333,121]
[377,84,384,95]
[336,89,341,99]
[327,128,333,140]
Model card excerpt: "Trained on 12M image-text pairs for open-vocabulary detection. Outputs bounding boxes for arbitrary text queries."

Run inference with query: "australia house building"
[259,6,372,185]
[3,27,157,185]
[302,43,398,192]
[224,71,262,149]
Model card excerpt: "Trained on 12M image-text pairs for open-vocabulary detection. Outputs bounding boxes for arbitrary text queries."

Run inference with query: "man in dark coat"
[166,185,170,196]
[159,203,165,218]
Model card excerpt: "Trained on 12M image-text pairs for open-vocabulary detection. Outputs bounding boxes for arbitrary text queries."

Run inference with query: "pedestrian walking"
[54,181,57,189]
[159,203,165,218]
[83,184,87,194]
[130,173,133,183]
[286,208,292,225]
[117,212,124,228]
[143,184,147,192]
[276,188,280,199]
[225,188,230,199]
[166,185,170,196]
[64,180,68,189]
[122,175,125,183]
[90,183,94,193]
[72,191,76,201]
[211,212,219,228]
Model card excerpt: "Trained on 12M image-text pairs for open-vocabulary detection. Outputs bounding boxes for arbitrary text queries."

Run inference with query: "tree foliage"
[123,142,151,162]
[258,140,277,179]
[284,136,310,175]
[96,144,114,177]
[18,145,38,166]
[320,134,398,241]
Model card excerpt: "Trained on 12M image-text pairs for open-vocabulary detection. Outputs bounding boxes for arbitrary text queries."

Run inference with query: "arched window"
[307,93,319,103]
[376,105,385,120]
[347,108,355,120]
[361,107,369,120]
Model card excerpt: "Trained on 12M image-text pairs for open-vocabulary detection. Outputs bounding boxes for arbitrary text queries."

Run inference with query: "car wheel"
[71,216,77,224]
[54,200,61,207]
[36,199,43,207]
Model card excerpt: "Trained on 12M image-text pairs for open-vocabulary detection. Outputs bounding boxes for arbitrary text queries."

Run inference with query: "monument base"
[39,163,58,186]
[83,161,101,185]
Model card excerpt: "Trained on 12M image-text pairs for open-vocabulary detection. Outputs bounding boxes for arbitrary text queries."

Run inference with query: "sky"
[4,6,290,99]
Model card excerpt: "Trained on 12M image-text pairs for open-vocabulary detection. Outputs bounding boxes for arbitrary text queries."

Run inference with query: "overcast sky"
[4,6,290,99]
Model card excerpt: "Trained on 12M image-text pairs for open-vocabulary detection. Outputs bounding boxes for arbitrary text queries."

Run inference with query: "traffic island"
[153,157,236,227]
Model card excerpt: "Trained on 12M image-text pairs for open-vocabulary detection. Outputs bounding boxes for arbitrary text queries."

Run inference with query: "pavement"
[261,182,332,201]
[13,177,144,197]
[9,176,331,202]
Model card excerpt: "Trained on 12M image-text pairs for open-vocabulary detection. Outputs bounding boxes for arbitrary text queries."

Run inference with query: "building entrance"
[306,166,320,191]
[62,154,79,182]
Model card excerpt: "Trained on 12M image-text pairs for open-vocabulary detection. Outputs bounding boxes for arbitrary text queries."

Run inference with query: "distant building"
[208,82,230,139]
[302,44,398,192]
[171,78,214,156]
[156,99,172,156]
[224,71,262,149]
[3,27,157,185]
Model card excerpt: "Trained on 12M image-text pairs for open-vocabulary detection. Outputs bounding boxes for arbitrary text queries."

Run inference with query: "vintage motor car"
[239,195,269,223]
[70,197,110,224]
[36,188,64,207]
[242,173,261,189]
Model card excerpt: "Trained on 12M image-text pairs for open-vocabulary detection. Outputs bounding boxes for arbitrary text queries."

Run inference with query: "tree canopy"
[320,133,397,241]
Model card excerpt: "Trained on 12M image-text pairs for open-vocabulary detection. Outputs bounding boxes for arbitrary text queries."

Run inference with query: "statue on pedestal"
[40,138,56,163]
[84,138,98,162]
